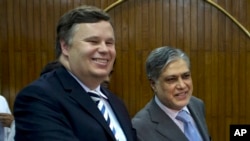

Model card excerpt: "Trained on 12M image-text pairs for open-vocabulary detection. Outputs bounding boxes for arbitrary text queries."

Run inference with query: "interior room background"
[0,0,249,140]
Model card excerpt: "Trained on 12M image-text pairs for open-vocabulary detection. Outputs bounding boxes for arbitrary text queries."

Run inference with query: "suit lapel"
[187,97,208,141]
[55,67,116,140]
[101,88,134,141]
[148,99,188,141]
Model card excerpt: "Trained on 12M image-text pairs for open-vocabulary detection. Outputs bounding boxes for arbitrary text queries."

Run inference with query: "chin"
[176,101,189,109]
[94,70,108,76]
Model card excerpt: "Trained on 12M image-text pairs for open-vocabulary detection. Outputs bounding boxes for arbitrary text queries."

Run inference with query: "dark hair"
[146,46,190,81]
[55,5,111,58]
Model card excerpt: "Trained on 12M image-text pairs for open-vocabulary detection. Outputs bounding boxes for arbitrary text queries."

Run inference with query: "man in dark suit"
[14,5,136,141]
[132,46,210,141]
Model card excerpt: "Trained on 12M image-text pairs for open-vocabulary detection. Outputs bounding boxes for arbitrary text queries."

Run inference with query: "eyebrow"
[84,36,115,41]
[167,71,191,76]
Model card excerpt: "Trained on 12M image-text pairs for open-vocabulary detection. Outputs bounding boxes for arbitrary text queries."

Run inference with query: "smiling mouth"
[175,92,188,97]
[93,58,109,63]
[92,58,110,66]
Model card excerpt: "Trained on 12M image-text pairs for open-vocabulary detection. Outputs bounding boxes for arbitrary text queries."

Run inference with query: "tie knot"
[88,92,101,104]
[88,92,100,98]
[176,110,191,123]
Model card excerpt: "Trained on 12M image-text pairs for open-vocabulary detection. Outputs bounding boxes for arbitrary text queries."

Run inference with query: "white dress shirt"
[0,95,11,141]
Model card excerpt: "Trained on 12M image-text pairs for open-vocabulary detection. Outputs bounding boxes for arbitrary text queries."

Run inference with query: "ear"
[60,39,69,56]
[149,79,157,92]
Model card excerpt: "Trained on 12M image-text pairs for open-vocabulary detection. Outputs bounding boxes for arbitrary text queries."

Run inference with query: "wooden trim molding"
[104,0,126,12]
[104,0,250,38]
[205,0,249,37]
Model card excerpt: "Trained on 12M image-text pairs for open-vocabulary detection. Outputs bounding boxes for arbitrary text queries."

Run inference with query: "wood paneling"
[0,0,249,140]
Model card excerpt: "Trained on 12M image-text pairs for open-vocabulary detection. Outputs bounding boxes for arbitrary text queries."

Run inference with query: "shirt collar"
[67,71,107,99]
[154,95,190,118]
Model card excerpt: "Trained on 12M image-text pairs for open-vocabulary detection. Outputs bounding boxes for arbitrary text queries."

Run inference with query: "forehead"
[74,21,114,37]
[162,59,190,76]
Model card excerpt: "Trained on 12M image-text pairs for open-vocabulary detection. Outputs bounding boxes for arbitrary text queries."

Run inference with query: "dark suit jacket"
[14,66,136,141]
[132,96,210,141]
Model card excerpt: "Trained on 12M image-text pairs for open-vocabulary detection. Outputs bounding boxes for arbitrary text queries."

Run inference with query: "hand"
[0,113,14,127]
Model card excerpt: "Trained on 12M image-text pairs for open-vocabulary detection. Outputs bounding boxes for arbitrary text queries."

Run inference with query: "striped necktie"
[176,110,202,141]
[88,92,119,141]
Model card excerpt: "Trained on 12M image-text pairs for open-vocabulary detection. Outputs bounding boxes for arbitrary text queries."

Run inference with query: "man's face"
[61,21,116,85]
[152,59,193,110]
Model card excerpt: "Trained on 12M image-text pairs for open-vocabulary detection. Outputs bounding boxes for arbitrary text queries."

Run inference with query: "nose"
[99,42,109,52]
[176,78,186,89]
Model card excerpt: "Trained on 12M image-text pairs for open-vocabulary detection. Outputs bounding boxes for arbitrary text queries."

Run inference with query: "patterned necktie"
[88,92,119,141]
[176,110,202,141]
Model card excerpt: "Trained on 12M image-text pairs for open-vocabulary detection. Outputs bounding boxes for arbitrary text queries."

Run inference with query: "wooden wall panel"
[0,0,249,141]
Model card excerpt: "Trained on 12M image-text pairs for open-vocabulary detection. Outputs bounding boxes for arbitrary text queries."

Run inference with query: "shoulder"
[0,95,6,102]
[15,72,64,105]
[19,67,68,94]
[0,95,10,112]
[0,95,8,106]
[132,100,154,124]
[132,107,151,133]
[190,96,204,105]
[188,96,206,114]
